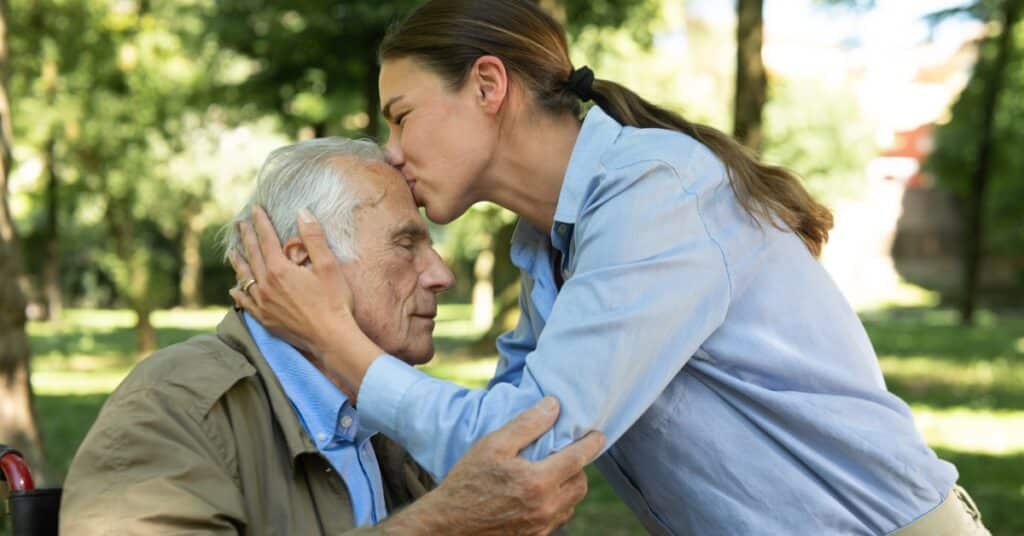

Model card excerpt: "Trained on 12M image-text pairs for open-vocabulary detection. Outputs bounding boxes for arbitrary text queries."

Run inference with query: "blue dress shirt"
[244,313,387,526]
[358,107,958,534]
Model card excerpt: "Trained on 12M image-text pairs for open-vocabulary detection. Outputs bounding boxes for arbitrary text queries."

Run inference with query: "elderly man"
[60,138,602,535]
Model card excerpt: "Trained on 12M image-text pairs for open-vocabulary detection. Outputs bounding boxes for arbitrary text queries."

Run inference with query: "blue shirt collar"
[553,106,624,227]
[243,312,365,449]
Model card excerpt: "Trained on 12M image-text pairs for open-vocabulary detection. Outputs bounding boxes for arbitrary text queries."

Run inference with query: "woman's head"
[380,0,580,117]
[380,0,833,256]
[377,0,583,224]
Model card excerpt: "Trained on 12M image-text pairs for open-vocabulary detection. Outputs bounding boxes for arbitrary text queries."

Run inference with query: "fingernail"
[538,396,558,414]
[298,208,316,224]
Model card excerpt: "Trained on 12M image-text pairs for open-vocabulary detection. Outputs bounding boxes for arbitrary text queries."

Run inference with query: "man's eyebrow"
[381,95,404,122]
[389,220,430,242]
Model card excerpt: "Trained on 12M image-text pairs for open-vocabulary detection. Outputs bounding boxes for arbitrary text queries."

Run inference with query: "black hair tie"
[567,66,596,102]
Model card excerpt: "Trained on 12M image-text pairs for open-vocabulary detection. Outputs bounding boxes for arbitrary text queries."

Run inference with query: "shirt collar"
[553,105,624,227]
[243,312,361,450]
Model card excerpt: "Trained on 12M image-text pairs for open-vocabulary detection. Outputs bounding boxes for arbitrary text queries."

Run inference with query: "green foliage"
[209,0,420,138]
[927,20,1024,257]
[763,77,877,203]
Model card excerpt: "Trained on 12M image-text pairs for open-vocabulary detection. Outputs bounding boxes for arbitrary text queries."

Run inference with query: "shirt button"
[557,224,568,235]
[316,432,328,442]
[340,415,354,428]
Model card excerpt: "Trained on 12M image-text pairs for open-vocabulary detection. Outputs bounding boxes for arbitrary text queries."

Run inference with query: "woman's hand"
[229,206,382,397]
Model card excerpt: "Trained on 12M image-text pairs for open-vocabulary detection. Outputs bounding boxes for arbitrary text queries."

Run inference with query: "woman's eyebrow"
[381,95,405,122]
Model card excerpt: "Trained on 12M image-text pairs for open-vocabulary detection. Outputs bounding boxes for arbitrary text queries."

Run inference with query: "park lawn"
[17,306,1024,535]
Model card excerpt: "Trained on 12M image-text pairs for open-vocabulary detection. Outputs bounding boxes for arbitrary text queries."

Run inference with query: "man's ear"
[282,237,310,266]
[470,55,509,115]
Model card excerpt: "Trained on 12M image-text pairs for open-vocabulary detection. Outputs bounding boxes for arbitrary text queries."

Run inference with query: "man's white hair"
[222,137,386,262]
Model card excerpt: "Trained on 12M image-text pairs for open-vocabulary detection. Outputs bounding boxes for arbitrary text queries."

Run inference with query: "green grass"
[10,305,1024,535]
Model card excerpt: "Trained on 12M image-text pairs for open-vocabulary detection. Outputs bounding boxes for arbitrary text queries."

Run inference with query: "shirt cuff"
[357,354,430,440]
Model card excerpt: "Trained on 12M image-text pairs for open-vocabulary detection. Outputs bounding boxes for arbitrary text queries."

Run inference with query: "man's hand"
[382,397,605,535]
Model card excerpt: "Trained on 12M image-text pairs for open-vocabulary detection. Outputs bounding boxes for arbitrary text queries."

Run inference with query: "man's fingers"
[535,430,605,482]
[296,209,337,268]
[484,397,560,457]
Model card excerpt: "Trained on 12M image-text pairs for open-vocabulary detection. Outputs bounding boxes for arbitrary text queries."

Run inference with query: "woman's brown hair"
[380,0,833,256]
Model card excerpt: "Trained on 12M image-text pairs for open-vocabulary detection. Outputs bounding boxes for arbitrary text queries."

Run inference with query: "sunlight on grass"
[422,358,499,388]
[911,405,1024,455]
[32,370,129,395]
[854,278,940,312]
[878,356,1023,392]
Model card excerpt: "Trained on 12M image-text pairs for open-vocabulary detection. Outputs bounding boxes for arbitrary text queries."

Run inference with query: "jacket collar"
[215,310,321,468]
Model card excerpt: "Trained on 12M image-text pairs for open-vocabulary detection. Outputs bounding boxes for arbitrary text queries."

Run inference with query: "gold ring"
[240,278,257,295]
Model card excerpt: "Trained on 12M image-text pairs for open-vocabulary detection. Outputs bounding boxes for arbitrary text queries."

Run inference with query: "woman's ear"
[282,237,311,266]
[471,55,509,115]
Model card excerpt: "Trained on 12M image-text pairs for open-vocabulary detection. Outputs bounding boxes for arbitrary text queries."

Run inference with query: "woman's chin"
[424,202,462,225]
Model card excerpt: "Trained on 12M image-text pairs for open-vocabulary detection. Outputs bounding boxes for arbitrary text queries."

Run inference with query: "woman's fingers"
[229,287,257,313]
[238,219,268,284]
[252,205,287,273]
[228,247,259,310]
[296,209,337,268]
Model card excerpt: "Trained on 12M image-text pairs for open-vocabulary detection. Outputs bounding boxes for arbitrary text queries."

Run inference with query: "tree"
[733,0,766,152]
[928,0,1023,323]
[209,0,420,140]
[0,0,49,483]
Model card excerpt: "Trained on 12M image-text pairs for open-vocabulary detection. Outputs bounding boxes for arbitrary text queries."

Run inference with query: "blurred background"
[1,0,1022,533]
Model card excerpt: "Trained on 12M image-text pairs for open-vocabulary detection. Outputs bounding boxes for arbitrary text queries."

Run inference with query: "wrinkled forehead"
[330,156,421,225]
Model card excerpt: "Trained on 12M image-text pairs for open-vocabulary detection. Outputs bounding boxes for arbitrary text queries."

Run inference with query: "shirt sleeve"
[358,161,732,480]
[490,276,541,387]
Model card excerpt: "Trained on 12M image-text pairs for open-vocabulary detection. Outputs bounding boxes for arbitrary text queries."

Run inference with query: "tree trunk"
[960,0,1021,325]
[0,0,50,483]
[734,0,766,153]
[42,134,62,321]
[106,200,158,355]
[471,238,495,330]
[135,307,157,356]
[179,206,203,309]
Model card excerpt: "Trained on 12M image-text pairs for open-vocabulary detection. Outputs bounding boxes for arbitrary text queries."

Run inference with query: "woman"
[231,1,987,533]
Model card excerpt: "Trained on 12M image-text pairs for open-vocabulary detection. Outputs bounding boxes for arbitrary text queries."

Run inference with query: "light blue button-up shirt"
[244,313,387,526]
[358,107,957,534]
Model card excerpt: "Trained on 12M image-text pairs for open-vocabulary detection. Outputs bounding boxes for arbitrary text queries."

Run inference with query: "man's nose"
[420,248,455,293]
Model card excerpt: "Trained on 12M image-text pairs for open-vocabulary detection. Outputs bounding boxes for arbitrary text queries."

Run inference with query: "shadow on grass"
[861,306,1023,363]
[35,393,110,482]
[863,307,1024,412]
[884,375,1024,412]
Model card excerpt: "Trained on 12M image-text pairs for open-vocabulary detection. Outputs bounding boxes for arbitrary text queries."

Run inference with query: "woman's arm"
[237,163,732,479]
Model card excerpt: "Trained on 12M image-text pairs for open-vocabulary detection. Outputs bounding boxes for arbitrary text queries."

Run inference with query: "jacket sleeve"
[59,386,247,534]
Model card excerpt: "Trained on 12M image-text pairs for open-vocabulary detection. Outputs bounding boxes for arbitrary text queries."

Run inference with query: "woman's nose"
[384,132,404,169]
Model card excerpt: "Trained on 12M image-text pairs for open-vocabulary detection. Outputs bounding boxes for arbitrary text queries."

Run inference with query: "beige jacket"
[61,310,434,535]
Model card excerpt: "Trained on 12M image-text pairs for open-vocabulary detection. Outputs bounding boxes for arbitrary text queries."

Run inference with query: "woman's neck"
[479,111,581,234]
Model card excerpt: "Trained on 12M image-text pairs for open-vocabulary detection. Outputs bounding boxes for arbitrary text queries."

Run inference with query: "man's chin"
[395,347,434,367]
